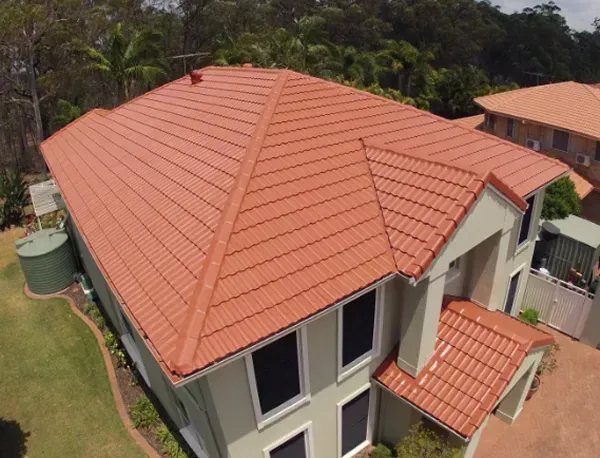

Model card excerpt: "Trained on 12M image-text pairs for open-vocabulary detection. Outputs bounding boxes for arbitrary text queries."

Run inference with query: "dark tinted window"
[595,142,600,162]
[341,389,370,456]
[270,431,306,458]
[518,195,535,246]
[552,129,569,151]
[504,271,521,314]
[252,332,300,415]
[506,118,515,138]
[342,290,376,367]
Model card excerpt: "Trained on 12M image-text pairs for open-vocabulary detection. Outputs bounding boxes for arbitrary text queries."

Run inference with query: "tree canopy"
[0,0,598,175]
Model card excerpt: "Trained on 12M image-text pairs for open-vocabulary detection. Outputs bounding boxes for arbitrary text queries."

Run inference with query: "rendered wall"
[206,281,400,458]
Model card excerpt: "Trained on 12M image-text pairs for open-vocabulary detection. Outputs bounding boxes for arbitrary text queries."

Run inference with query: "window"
[265,425,314,458]
[595,141,600,162]
[247,330,309,427]
[552,129,569,152]
[445,257,461,284]
[504,269,522,315]
[517,195,536,247]
[118,311,151,386]
[506,118,515,139]
[339,388,371,458]
[485,113,496,129]
[338,289,381,380]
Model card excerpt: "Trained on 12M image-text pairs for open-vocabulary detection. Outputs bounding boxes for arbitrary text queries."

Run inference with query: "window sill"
[341,440,370,458]
[514,240,530,257]
[337,352,375,383]
[256,394,311,431]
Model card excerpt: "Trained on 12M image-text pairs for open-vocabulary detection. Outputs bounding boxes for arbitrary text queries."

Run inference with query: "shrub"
[0,170,28,228]
[104,330,127,366]
[371,443,393,458]
[157,424,188,458]
[395,422,464,458]
[130,395,160,429]
[541,176,581,220]
[537,341,560,376]
[520,308,539,325]
[86,302,105,330]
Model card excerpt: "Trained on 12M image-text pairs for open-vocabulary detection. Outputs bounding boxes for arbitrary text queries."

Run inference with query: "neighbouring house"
[467,82,600,220]
[40,66,570,458]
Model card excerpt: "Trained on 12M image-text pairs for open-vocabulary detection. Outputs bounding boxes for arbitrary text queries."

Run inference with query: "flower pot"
[526,374,541,400]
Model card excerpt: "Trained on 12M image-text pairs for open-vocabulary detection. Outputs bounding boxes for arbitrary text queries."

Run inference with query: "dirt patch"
[63,282,173,457]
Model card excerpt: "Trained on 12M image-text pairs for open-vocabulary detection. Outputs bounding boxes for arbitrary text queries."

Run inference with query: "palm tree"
[85,23,167,104]
[326,46,378,85]
[214,33,272,67]
[377,40,428,96]
[287,16,330,73]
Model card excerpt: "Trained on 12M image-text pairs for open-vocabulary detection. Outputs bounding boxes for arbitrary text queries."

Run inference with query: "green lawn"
[0,229,146,458]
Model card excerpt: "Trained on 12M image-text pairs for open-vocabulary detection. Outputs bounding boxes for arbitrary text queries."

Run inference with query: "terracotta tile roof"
[455,114,485,129]
[365,141,526,279]
[41,67,568,378]
[569,171,594,199]
[374,298,553,438]
[475,82,600,141]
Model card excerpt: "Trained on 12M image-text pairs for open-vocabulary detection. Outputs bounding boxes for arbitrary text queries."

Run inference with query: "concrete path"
[476,326,600,458]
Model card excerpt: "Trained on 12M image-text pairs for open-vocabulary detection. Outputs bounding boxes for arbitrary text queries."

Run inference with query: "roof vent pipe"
[190,70,203,84]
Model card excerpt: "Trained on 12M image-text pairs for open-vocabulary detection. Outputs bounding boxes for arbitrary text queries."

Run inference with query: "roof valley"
[169,70,291,375]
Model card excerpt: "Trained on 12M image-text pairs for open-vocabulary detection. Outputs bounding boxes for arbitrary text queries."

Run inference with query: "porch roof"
[373,297,553,438]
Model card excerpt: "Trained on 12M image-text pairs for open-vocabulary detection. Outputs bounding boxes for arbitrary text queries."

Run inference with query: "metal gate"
[522,268,594,339]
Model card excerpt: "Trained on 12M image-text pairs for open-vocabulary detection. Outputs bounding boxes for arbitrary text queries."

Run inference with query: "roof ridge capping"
[169,69,292,376]
[362,139,527,212]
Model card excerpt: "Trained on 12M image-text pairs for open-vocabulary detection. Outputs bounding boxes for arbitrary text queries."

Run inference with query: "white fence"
[522,268,594,339]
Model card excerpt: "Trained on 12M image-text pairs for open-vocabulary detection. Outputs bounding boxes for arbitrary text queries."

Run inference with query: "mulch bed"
[63,282,174,457]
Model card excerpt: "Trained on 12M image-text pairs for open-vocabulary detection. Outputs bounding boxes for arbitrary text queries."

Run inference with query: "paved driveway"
[476,326,600,458]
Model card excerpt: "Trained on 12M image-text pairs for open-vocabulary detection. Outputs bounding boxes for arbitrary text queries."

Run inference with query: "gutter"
[373,378,470,443]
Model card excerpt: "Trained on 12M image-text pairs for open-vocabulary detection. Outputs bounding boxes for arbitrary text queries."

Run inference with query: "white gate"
[522,268,594,339]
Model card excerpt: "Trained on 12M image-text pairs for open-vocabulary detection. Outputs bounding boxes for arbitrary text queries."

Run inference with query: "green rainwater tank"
[16,228,77,295]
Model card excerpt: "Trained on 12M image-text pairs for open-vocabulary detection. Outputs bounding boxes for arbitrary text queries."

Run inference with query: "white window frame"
[503,263,526,316]
[445,257,461,284]
[552,128,570,153]
[337,285,385,383]
[263,421,315,458]
[246,327,310,430]
[515,193,537,254]
[337,383,377,458]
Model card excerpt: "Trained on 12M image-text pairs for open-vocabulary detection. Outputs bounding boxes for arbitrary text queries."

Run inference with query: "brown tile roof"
[374,298,553,438]
[455,114,485,129]
[475,82,600,141]
[41,67,568,378]
[569,171,594,199]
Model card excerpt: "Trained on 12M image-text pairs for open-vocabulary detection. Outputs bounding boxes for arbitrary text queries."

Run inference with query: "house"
[468,82,600,220]
[40,66,569,458]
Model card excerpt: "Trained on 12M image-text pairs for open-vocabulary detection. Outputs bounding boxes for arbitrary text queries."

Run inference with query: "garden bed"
[63,282,192,458]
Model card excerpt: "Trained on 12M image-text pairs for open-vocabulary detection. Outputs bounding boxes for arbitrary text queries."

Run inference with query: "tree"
[85,23,167,104]
[326,46,377,85]
[541,176,582,220]
[395,422,463,458]
[51,100,81,131]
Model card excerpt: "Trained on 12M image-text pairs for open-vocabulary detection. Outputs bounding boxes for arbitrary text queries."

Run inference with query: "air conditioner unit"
[576,153,591,167]
[526,139,541,151]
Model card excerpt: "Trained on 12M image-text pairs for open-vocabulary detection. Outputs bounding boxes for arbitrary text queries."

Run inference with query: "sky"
[495,0,600,31]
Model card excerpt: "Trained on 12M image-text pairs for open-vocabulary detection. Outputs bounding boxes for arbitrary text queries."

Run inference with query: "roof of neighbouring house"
[40,66,569,378]
[475,82,600,141]
[543,214,600,248]
[373,298,553,438]
[455,114,485,129]
[568,171,594,199]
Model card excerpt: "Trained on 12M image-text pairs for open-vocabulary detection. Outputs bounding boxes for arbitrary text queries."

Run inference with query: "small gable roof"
[41,67,568,378]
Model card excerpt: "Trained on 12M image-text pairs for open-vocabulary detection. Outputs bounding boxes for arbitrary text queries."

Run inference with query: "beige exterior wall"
[192,186,546,458]
[482,112,600,182]
[204,280,400,458]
